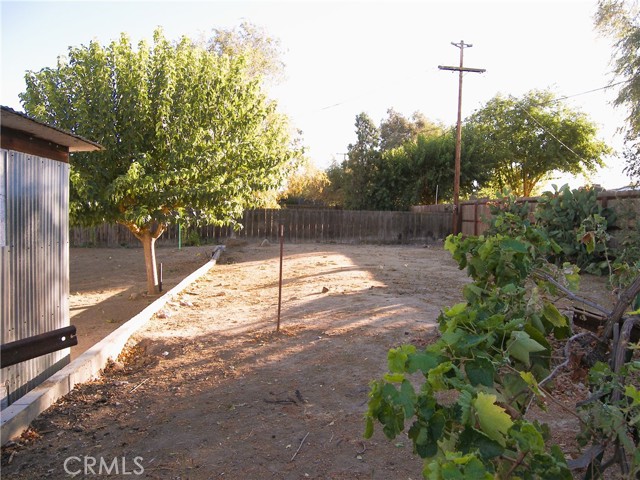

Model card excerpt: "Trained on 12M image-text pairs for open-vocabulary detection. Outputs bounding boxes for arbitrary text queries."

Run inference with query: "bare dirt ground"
[68,245,218,360]
[1,242,619,479]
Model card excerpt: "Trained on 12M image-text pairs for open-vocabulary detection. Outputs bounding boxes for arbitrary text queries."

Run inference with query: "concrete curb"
[1,246,225,445]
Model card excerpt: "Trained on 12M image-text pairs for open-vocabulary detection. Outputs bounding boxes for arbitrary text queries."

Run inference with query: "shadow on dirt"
[3,243,467,479]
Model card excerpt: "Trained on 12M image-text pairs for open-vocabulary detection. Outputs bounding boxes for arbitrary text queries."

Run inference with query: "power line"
[315,74,629,117]
[553,80,630,103]
[317,67,440,112]
[519,108,590,164]
[509,81,633,163]
[523,79,631,108]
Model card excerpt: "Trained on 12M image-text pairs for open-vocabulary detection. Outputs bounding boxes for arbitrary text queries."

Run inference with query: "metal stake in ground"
[277,224,284,332]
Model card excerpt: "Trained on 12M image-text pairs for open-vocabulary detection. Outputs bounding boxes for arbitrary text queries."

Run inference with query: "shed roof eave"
[0,106,103,152]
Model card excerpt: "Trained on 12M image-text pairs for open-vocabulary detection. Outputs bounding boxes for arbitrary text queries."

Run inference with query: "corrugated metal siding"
[1,150,70,409]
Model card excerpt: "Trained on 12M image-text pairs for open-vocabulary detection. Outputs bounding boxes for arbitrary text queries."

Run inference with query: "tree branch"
[152,222,166,240]
[117,220,144,241]
[601,276,640,340]
[532,270,611,316]
[538,331,600,388]
[504,451,528,479]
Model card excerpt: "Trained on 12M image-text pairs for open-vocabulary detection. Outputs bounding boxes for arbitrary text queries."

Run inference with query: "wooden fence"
[70,208,453,248]
[69,190,639,248]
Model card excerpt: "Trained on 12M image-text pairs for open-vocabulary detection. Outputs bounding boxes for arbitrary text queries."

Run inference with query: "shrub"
[534,185,616,275]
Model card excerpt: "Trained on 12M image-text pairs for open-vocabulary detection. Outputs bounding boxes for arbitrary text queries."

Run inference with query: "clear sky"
[0,0,634,189]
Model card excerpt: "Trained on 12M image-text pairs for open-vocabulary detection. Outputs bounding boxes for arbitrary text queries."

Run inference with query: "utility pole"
[439,41,485,235]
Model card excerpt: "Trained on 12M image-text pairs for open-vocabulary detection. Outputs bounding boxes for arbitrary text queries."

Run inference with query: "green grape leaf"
[458,426,504,460]
[428,362,455,391]
[458,389,474,426]
[507,331,547,366]
[542,302,567,328]
[387,344,416,373]
[463,284,485,302]
[500,238,528,253]
[445,302,467,318]
[502,372,529,408]
[473,392,513,447]
[399,379,416,418]
[407,350,442,374]
[523,323,551,351]
[465,357,495,387]
[520,371,544,397]
[364,416,374,439]
[441,329,464,346]
[383,373,405,383]
[510,421,545,453]
[625,385,640,407]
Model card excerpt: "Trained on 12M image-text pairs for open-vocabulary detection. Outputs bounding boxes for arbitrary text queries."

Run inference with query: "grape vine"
[365,196,640,479]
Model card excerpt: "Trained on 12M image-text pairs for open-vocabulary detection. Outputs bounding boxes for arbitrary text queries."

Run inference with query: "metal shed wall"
[1,149,70,409]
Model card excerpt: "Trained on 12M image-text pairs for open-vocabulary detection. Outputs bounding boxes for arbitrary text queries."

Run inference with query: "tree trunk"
[119,221,166,296]
[139,231,159,295]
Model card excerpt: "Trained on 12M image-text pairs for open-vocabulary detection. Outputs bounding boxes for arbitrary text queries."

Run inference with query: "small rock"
[322,286,329,293]
[111,361,125,372]
[156,310,171,319]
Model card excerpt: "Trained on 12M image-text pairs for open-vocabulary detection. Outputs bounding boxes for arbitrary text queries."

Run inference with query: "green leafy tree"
[372,133,454,210]
[324,159,349,208]
[341,113,382,210]
[595,0,640,182]
[371,129,493,210]
[280,160,331,206]
[21,29,301,294]
[465,90,611,197]
[332,110,493,211]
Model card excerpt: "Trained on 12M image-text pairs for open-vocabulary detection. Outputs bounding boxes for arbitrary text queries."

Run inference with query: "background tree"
[372,129,492,210]
[465,89,610,197]
[21,29,301,294]
[379,108,443,151]
[595,0,640,183]
[324,159,349,208]
[341,113,382,210]
[204,21,285,84]
[328,110,489,210]
[280,160,331,206]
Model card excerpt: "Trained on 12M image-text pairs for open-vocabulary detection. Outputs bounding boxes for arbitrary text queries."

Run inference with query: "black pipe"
[1,325,77,369]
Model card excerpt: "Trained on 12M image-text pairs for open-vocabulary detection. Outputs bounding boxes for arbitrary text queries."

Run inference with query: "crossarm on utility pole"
[438,66,487,74]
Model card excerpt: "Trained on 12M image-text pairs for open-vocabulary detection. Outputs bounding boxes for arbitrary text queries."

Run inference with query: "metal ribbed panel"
[1,150,70,408]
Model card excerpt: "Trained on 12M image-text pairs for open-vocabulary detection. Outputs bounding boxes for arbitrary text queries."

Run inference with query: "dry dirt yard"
[1,242,616,479]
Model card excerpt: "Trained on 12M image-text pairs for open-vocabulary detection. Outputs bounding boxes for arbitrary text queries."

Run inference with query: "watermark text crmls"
[63,456,144,476]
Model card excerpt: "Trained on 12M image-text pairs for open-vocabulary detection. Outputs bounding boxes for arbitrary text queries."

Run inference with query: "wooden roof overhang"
[0,106,103,163]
